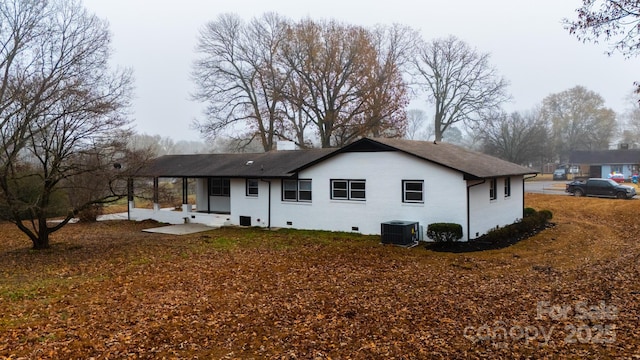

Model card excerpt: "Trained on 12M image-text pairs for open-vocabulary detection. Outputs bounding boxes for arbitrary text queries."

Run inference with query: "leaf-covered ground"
[1,193,639,359]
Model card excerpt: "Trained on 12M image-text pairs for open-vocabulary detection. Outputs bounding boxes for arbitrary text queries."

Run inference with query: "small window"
[331,180,348,199]
[299,180,312,201]
[246,179,259,197]
[489,178,497,200]
[282,179,312,202]
[403,180,424,203]
[350,180,366,200]
[504,177,511,198]
[331,179,366,201]
[210,178,230,197]
[283,180,298,201]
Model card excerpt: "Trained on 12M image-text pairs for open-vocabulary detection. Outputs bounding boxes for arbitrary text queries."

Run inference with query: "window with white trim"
[402,180,424,203]
[246,179,259,197]
[331,179,366,200]
[504,177,511,198]
[282,179,312,202]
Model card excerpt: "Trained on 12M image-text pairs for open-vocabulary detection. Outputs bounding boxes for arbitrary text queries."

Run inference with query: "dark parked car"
[553,169,567,180]
[565,178,636,199]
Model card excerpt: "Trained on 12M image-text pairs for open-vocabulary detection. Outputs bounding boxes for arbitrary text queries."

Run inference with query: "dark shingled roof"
[359,138,536,178]
[137,148,337,178]
[137,137,536,179]
[570,150,640,165]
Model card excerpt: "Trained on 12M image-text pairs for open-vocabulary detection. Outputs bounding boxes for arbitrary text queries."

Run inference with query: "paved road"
[524,180,570,195]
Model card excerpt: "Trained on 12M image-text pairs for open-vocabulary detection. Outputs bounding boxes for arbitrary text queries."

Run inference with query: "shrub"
[77,204,103,223]
[523,207,537,217]
[427,223,463,242]
[538,209,553,220]
[479,210,552,244]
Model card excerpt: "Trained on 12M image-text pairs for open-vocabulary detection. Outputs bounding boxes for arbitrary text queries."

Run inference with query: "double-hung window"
[402,180,424,203]
[246,179,259,197]
[504,177,511,198]
[282,179,312,202]
[331,179,366,201]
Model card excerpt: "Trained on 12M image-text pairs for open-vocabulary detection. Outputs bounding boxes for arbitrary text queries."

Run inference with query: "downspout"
[261,179,272,229]
[466,179,486,241]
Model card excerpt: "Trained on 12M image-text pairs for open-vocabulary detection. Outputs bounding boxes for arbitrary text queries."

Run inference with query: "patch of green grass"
[1,288,39,301]
[37,333,57,343]
[192,227,379,253]
[0,275,94,304]
[201,236,237,250]
[130,256,152,265]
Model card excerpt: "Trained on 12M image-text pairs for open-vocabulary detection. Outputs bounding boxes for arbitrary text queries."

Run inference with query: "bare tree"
[565,1,640,92]
[479,110,549,165]
[541,86,616,163]
[280,19,411,148]
[0,0,138,249]
[342,24,415,142]
[192,13,290,151]
[127,134,210,156]
[193,15,414,149]
[412,35,510,142]
[615,91,640,147]
[280,19,374,148]
[128,134,169,157]
[405,109,426,140]
[566,0,640,58]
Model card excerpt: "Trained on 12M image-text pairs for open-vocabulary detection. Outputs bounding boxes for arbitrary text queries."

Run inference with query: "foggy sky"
[82,0,639,142]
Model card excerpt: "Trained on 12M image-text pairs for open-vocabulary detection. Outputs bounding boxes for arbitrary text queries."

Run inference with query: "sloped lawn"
[1,194,639,358]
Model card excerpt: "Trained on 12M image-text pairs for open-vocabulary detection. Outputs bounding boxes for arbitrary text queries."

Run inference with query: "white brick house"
[130,138,536,241]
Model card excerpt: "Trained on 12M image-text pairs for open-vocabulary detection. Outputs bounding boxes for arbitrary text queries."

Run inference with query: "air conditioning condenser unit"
[381,220,419,246]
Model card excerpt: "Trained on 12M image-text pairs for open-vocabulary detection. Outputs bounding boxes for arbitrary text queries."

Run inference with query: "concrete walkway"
[96,212,129,221]
[141,223,218,235]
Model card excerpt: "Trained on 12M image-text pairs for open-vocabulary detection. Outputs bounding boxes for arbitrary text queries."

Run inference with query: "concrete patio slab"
[97,212,129,221]
[142,223,218,235]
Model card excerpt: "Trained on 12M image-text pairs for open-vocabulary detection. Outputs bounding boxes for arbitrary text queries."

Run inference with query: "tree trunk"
[32,221,50,250]
[434,120,443,142]
[32,182,52,250]
[32,236,50,250]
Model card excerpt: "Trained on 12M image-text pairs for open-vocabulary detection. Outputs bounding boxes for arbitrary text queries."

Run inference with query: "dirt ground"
[1,193,639,359]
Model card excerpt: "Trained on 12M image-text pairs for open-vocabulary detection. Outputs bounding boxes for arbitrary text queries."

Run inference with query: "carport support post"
[127,178,134,220]
[181,177,192,213]
[153,177,160,211]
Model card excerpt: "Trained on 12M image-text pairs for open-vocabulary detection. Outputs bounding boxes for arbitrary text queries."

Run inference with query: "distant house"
[570,149,640,180]
[131,137,536,241]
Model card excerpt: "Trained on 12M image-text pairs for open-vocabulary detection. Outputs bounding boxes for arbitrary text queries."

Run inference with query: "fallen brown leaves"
[1,194,640,358]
